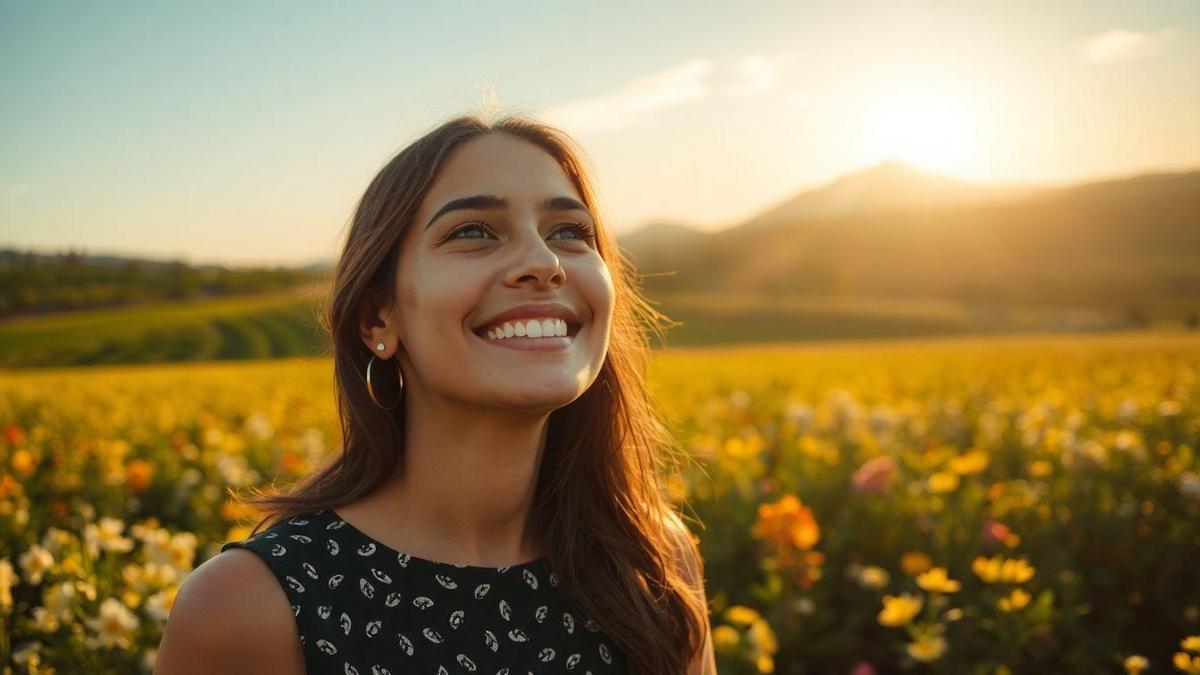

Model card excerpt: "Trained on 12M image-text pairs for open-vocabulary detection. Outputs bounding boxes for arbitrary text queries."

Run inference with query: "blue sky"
[2,1,1197,265]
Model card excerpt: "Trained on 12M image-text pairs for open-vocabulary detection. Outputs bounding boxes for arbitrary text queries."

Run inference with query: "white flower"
[84,597,140,650]
[84,517,135,556]
[19,544,54,585]
[245,412,274,440]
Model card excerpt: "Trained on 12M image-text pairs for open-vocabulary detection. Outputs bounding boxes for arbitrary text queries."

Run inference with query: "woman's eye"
[447,221,596,243]
[551,223,597,242]
[448,223,492,240]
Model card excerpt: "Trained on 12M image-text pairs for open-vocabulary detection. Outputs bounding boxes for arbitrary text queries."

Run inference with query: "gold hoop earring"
[366,354,404,410]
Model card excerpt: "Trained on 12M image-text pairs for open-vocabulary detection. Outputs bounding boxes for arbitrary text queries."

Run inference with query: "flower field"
[1,331,1198,673]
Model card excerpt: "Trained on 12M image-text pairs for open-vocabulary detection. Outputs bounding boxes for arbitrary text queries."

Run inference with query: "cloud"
[542,59,714,133]
[719,53,787,98]
[542,51,795,133]
[1080,28,1177,65]
[3,182,32,199]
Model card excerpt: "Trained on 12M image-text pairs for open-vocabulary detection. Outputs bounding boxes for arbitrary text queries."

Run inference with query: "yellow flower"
[712,625,740,650]
[725,605,761,627]
[1184,636,1200,653]
[748,618,778,655]
[928,472,960,493]
[1123,654,1149,674]
[906,634,947,662]
[0,559,18,608]
[1029,460,1053,477]
[901,551,933,576]
[716,615,780,674]
[917,567,961,594]
[949,449,989,475]
[878,593,923,627]
[1000,558,1035,583]
[10,449,36,477]
[858,565,890,590]
[973,555,1001,583]
[1175,651,1200,675]
[972,555,1035,584]
[998,588,1031,612]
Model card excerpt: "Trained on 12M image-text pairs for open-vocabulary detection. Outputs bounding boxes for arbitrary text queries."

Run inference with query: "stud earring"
[376,342,385,351]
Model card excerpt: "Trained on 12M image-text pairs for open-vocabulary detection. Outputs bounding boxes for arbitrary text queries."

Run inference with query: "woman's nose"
[505,234,565,288]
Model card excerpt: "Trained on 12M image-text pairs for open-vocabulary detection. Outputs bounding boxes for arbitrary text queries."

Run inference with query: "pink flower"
[849,661,878,675]
[981,519,1011,546]
[852,455,896,496]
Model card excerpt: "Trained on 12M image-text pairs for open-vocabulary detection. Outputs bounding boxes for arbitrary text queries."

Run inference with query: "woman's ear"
[357,297,397,354]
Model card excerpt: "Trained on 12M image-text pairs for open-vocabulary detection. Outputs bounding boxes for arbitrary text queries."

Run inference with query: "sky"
[2,0,1198,266]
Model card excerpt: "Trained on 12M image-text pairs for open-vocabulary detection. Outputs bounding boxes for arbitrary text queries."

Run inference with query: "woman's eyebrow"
[424,194,591,230]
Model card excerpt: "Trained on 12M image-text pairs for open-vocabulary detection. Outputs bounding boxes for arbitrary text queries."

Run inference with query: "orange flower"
[125,459,154,493]
[901,551,933,576]
[3,424,24,446]
[752,494,821,552]
[0,474,18,499]
[279,450,305,474]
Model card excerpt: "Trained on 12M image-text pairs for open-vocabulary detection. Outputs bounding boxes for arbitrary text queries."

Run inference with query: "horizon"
[2,1,1197,267]
[3,157,1196,270]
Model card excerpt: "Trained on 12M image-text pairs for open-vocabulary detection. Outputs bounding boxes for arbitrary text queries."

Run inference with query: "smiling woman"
[153,113,714,675]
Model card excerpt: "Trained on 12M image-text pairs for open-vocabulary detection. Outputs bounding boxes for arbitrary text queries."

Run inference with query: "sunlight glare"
[860,89,977,176]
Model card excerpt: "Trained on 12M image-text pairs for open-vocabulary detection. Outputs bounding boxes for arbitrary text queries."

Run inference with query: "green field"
[0,288,328,367]
[0,288,1155,367]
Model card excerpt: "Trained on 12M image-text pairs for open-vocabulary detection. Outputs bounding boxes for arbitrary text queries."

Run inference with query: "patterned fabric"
[219,509,629,674]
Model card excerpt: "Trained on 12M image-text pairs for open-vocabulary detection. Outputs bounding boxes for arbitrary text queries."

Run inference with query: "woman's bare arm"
[153,549,306,675]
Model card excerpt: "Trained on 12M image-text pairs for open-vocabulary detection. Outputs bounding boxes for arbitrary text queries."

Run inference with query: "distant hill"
[0,247,323,319]
[616,221,710,281]
[737,159,1040,232]
[617,163,1200,310]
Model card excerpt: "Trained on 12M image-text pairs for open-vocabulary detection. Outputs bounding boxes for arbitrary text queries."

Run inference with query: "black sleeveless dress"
[219,509,630,674]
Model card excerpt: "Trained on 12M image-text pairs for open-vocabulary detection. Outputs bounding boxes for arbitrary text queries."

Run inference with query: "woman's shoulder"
[153,547,305,674]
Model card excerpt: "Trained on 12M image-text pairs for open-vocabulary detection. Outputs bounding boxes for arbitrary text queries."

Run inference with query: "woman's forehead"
[421,134,580,209]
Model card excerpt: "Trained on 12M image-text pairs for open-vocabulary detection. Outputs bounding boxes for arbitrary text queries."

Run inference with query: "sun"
[858,88,978,176]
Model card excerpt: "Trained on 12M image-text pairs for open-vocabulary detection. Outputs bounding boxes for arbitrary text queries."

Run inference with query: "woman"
[154,113,714,674]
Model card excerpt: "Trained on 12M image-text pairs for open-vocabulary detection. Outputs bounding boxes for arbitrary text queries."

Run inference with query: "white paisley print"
[220,509,628,674]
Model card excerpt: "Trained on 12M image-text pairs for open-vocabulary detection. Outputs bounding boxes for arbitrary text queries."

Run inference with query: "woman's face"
[373,132,615,414]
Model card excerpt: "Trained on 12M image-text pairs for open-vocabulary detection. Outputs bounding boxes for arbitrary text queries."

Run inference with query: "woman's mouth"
[471,317,581,351]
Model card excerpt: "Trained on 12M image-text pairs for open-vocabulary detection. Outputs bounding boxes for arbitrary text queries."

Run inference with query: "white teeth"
[482,318,572,341]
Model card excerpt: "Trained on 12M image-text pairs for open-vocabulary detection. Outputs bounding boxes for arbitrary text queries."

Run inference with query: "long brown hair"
[234,112,707,674]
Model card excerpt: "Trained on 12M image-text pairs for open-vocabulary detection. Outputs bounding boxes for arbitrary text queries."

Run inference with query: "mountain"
[618,164,1200,307]
[615,222,710,277]
[736,160,1039,232]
